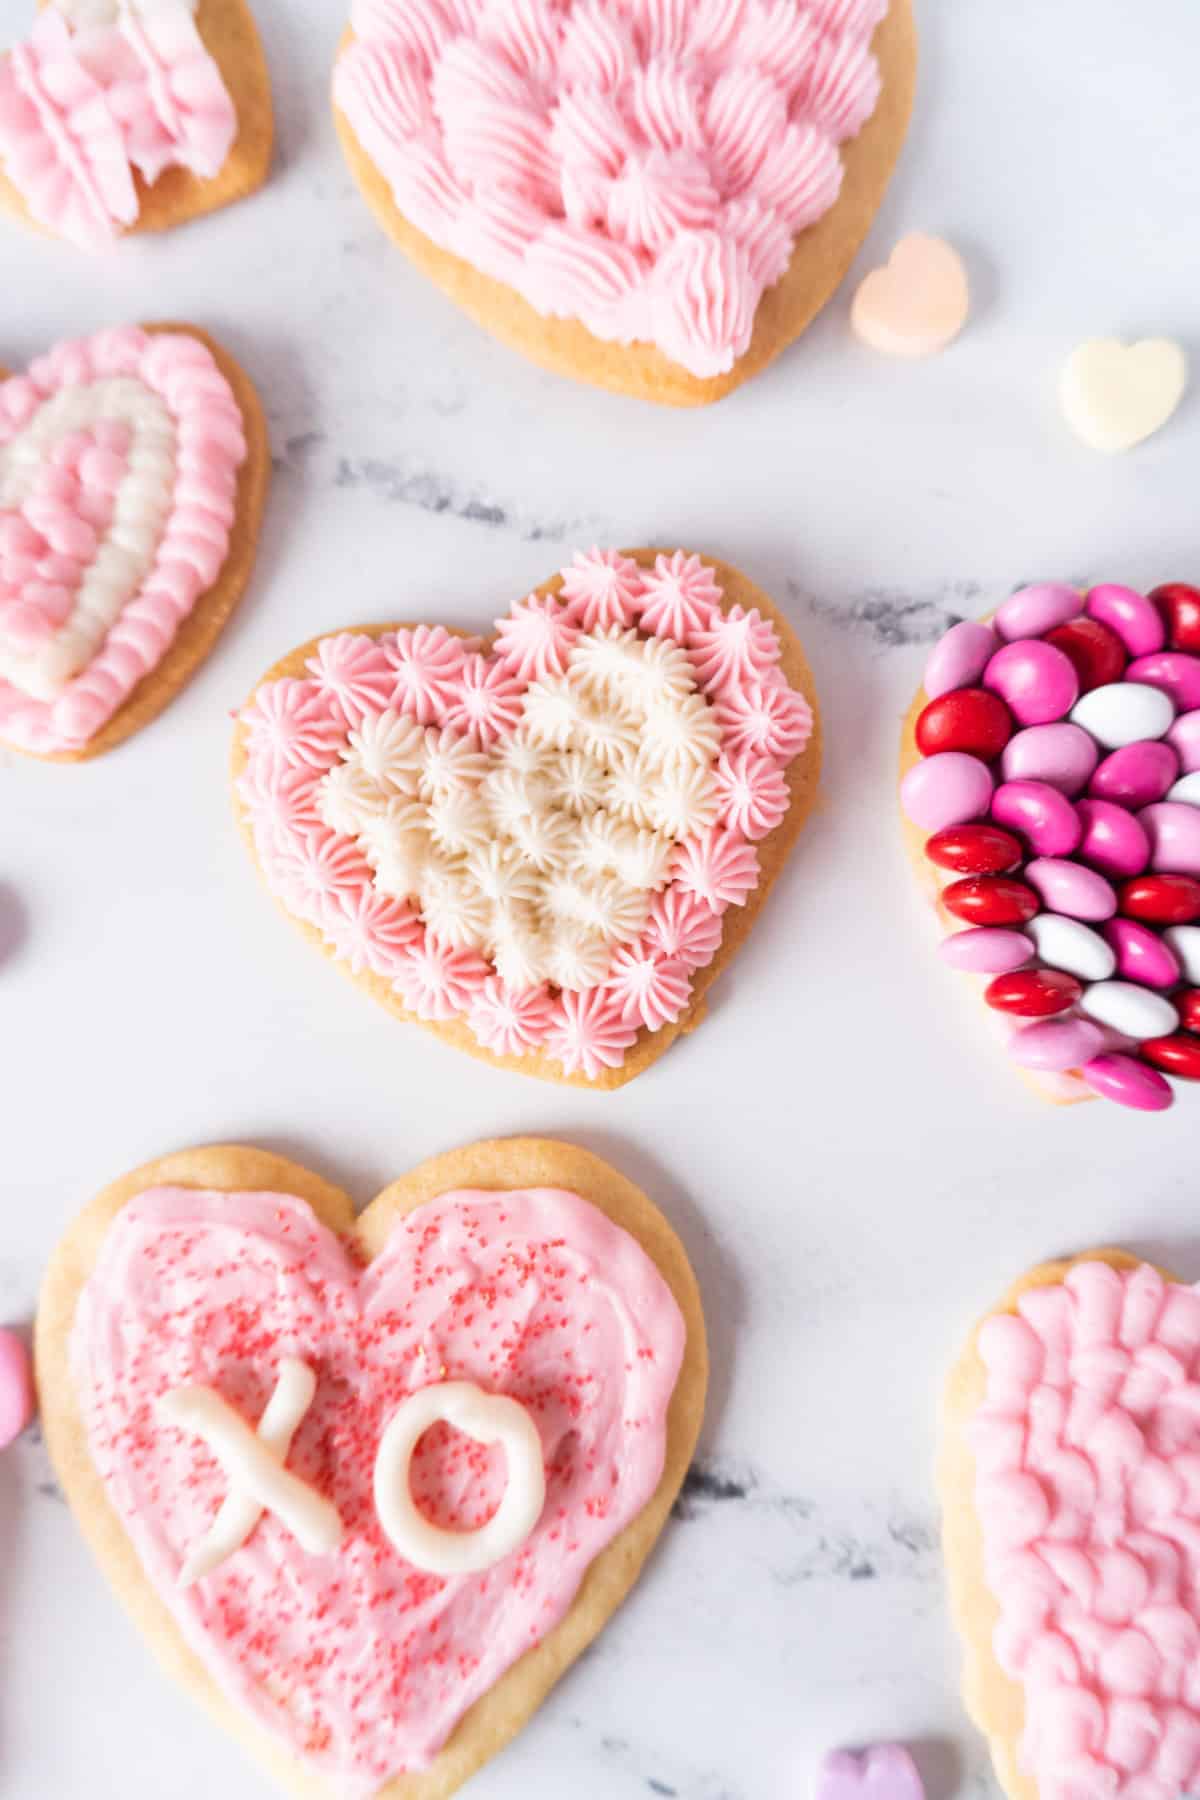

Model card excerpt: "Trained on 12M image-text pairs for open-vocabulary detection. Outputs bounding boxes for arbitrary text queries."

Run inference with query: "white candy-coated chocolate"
[1078,980,1179,1042]
[158,1360,343,1583]
[1026,914,1117,983]
[1166,771,1200,807]
[1070,682,1176,751]
[373,1381,545,1577]
[1163,925,1200,984]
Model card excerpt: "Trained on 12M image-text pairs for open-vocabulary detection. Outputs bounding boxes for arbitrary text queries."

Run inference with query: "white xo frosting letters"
[374,1381,546,1577]
[158,1358,343,1585]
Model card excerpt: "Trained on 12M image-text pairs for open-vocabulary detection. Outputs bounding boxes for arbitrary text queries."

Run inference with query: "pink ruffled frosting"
[970,1261,1200,1799]
[334,0,888,378]
[0,325,246,755]
[236,549,814,1078]
[0,0,236,250]
[72,1181,687,1791]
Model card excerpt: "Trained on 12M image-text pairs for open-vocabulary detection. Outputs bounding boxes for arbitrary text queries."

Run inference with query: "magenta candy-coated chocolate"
[1080,1052,1174,1112]
[1139,802,1200,875]
[1085,584,1167,657]
[939,927,1034,973]
[1008,1016,1107,1072]
[815,1746,925,1800]
[1101,918,1182,989]
[923,619,997,700]
[1089,741,1179,808]
[1126,652,1200,714]
[0,1328,33,1449]
[1001,723,1098,795]
[994,582,1083,642]
[991,780,1082,857]
[900,752,993,832]
[1168,710,1200,773]
[1074,798,1151,879]
[984,640,1080,727]
[1026,856,1118,921]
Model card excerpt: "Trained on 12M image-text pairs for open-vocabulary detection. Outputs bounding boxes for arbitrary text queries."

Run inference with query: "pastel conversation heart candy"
[0,324,269,761]
[851,232,968,356]
[816,1744,925,1799]
[38,1139,707,1798]
[332,0,917,404]
[1060,337,1188,453]
[233,549,820,1088]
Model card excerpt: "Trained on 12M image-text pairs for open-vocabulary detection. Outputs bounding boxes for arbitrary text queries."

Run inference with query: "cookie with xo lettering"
[232,548,820,1087]
[37,1137,706,1797]
[900,583,1200,1111]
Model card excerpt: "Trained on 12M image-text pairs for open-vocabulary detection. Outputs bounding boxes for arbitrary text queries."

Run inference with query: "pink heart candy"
[816,1745,926,1800]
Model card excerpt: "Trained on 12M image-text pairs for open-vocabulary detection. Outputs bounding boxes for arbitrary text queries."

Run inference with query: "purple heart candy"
[815,1745,925,1800]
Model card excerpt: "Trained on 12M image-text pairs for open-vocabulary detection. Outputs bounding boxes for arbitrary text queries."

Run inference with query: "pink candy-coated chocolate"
[991,780,1082,857]
[1000,722,1098,795]
[983,640,1079,727]
[1100,917,1182,989]
[1080,1052,1174,1111]
[1085,584,1167,657]
[939,927,1033,974]
[994,582,1082,641]
[1074,798,1151,878]
[1168,709,1200,774]
[0,1327,33,1448]
[1139,802,1200,875]
[1089,740,1179,808]
[900,751,993,832]
[1025,856,1118,921]
[1127,651,1200,714]
[923,619,997,700]
[1008,1016,1107,1073]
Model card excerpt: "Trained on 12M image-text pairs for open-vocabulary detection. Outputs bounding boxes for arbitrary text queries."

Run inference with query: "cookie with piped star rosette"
[900,582,1200,1112]
[233,548,820,1087]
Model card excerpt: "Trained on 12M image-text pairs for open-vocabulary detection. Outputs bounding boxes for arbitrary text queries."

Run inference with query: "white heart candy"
[1060,337,1188,454]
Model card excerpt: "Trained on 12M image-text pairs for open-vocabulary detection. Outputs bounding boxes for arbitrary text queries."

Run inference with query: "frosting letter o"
[373,1382,545,1576]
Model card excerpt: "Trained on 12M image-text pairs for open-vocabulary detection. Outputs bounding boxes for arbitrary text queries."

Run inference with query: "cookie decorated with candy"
[900,584,1200,1112]
[331,0,916,405]
[233,549,820,1087]
[0,0,272,249]
[940,1249,1200,1800]
[0,323,268,760]
[37,1137,706,1798]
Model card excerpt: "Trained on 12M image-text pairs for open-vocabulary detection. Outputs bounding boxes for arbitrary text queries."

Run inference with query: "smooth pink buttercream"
[970,1260,1200,1799]
[72,1183,686,1792]
[333,0,888,378]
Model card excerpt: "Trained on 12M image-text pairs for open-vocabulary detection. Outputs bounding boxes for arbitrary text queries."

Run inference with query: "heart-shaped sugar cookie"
[0,322,268,761]
[0,0,273,248]
[233,549,821,1087]
[332,0,916,405]
[851,232,968,357]
[940,1249,1200,1800]
[38,1138,706,1799]
[1060,338,1188,454]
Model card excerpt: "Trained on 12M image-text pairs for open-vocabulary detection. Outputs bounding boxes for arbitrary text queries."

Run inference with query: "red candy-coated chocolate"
[1044,617,1127,693]
[984,967,1082,1017]
[1140,1036,1200,1079]
[925,823,1023,875]
[915,688,1013,761]
[1150,583,1200,655]
[1179,989,1200,1034]
[1118,873,1200,925]
[942,876,1041,927]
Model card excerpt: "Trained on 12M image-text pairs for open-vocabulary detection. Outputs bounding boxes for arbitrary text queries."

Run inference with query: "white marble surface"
[3,1,1200,1796]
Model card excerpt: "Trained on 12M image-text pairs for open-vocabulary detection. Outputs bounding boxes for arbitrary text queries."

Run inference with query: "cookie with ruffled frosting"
[332,0,916,405]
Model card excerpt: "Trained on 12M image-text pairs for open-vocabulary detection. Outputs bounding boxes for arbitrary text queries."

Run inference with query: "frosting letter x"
[158,1358,343,1586]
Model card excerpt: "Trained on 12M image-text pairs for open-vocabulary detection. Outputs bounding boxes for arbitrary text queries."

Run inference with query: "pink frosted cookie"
[332,0,916,404]
[900,583,1200,1112]
[0,0,272,248]
[941,1250,1200,1800]
[37,1138,707,1799]
[232,549,821,1087]
[0,323,268,761]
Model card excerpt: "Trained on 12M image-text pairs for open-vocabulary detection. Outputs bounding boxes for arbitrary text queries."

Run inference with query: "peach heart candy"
[850,232,968,356]
[37,1139,707,1799]
[940,1249,1200,1800]
[0,323,269,761]
[332,0,917,405]
[233,549,821,1088]
[0,0,273,248]
[901,585,1200,1112]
